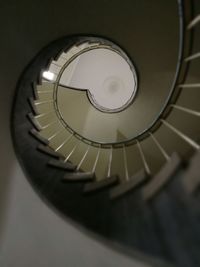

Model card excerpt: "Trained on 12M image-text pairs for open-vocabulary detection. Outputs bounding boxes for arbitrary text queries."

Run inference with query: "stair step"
[182,150,200,194]
[27,113,42,131]
[32,82,39,100]
[29,129,49,145]
[28,97,39,115]
[48,159,76,171]
[83,175,119,194]
[142,152,181,201]
[110,169,147,200]
[62,172,95,182]
[37,144,64,159]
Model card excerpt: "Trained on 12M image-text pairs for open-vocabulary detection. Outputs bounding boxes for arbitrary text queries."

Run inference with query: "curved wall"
[0,0,169,266]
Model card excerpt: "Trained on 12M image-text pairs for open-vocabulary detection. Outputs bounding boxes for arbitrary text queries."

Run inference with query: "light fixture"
[42,71,55,81]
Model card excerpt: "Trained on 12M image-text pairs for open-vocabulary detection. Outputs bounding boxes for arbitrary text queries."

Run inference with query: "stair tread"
[62,172,95,182]
[32,82,39,100]
[28,97,39,115]
[110,169,147,199]
[84,175,119,193]
[48,159,76,171]
[37,144,64,159]
[30,128,49,145]
[142,152,181,201]
[27,113,42,131]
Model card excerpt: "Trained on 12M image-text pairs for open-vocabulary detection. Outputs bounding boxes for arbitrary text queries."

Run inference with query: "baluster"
[92,145,101,174]
[48,128,65,141]
[161,119,200,150]
[107,146,113,178]
[137,140,151,176]
[142,130,182,201]
[34,111,54,118]
[64,143,78,163]
[110,143,147,199]
[187,14,200,30]
[84,145,118,193]
[76,146,90,171]
[34,99,54,105]
[185,52,200,62]
[41,120,57,130]
[149,132,170,161]
[179,83,200,88]
[55,133,74,152]
[171,104,200,117]
[123,145,129,181]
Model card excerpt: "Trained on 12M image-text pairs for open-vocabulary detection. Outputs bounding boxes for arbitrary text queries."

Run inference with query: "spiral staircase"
[11,1,200,266]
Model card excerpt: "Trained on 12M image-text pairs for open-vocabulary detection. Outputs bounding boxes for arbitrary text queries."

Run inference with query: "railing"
[28,0,200,191]
[34,0,189,149]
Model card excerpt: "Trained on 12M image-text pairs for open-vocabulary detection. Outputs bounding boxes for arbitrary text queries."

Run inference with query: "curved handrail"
[44,0,191,149]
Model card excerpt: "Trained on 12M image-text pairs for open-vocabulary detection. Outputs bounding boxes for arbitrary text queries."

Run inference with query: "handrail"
[42,0,191,149]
